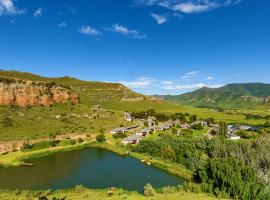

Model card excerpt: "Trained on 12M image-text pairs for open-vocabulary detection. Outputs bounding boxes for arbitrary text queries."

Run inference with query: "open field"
[0,187,228,200]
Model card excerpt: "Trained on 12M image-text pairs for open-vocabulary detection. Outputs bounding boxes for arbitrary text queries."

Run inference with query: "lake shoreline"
[0,141,192,181]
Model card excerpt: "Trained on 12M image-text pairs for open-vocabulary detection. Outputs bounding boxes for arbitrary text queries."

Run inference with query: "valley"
[0,70,269,200]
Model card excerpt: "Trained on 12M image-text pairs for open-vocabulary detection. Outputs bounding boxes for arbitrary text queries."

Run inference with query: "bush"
[1,116,13,127]
[113,132,127,139]
[78,138,84,143]
[96,134,106,143]
[144,183,156,196]
[191,123,203,130]
[195,157,270,200]
[21,139,32,151]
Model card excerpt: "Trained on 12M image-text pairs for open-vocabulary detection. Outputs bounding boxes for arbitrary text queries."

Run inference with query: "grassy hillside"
[162,83,270,109]
[0,70,268,141]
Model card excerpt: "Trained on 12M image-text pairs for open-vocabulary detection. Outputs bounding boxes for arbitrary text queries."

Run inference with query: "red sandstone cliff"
[0,80,79,106]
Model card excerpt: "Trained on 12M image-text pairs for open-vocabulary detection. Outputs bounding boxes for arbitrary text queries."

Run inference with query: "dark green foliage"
[22,139,32,150]
[218,122,227,135]
[134,134,207,171]
[189,115,197,123]
[236,130,258,139]
[195,157,270,200]
[191,123,203,130]
[113,132,127,139]
[171,128,178,135]
[96,133,106,143]
[1,115,13,127]
[205,117,214,125]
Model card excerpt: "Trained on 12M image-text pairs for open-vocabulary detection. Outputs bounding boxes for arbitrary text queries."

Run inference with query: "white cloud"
[0,0,26,16]
[136,0,243,14]
[163,83,222,90]
[205,76,214,80]
[79,26,102,37]
[162,81,173,85]
[118,76,223,94]
[59,22,67,28]
[34,8,43,18]
[172,2,217,14]
[107,23,147,39]
[181,71,199,80]
[119,77,155,88]
[151,13,167,24]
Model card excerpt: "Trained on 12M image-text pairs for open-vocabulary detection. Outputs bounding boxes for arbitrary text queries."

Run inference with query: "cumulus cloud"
[135,0,243,14]
[119,77,156,88]
[59,22,67,28]
[119,76,223,94]
[33,8,43,18]
[107,23,147,39]
[205,76,214,80]
[0,0,26,16]
[151,13,168,24]
[162,83,222,90]
[79,26,102,37]
[181,71,199,80]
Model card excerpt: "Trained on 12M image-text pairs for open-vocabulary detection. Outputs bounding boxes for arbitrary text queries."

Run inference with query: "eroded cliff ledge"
[0,78,79,107]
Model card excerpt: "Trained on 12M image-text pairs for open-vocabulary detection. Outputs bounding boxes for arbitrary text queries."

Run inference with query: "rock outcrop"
[0,80,79,107]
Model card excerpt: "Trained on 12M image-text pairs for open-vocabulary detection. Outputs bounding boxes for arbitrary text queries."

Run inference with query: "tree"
[1,116,13,127]
[21,139,31,150]
[160,146,176,162]
[49,133,57,147]
[189,115,197,123]
[172,128,178,135]
[205,117,214,125]
[144,183,156,196]
[218,122,227,135]
[96,133,106,143]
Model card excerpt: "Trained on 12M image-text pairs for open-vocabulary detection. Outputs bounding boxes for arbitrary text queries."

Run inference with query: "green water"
[0,148,183,192]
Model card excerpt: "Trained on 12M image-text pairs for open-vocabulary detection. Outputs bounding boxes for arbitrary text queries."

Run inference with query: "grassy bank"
[0,140,192,182]
[0,141,126,167]
[131,152,193,181]
[0,186,228,200]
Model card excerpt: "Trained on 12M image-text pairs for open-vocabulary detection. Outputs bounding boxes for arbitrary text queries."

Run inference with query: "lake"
[0,148,183,192]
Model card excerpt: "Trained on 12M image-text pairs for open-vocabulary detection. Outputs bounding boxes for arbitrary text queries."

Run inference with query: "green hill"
[162,83,270,109]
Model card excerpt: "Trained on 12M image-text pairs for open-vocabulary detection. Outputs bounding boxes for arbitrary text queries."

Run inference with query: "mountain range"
[161,83,270,109]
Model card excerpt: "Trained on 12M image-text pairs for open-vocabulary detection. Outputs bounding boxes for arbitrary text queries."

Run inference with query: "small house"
[110,127,128,134]
[122,135,142,145]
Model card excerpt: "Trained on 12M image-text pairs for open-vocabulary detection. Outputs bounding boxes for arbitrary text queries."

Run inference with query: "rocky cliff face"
[0,80,79,107]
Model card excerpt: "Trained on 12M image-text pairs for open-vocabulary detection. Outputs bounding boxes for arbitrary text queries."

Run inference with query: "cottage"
[147,116,156,126]
[124,112,134,122]
[110,127,128,134]
[181,123,190,129]
[228,125,238,133]
[122,135,142,145]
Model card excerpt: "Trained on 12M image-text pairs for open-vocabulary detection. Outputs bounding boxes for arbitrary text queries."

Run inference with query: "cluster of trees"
[245,113,270,120]
[133,133,270,199]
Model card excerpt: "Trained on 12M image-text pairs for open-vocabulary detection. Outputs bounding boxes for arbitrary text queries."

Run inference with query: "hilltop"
[162,83,270,109]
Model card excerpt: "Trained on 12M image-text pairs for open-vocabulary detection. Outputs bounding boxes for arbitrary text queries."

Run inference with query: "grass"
[0,187,228,200]
[0,70,268,141]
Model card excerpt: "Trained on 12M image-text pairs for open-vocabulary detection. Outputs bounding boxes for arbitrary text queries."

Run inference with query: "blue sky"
[0,0,269,95]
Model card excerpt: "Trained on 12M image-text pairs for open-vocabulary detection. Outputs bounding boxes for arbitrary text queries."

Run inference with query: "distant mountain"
[161,83,270,109]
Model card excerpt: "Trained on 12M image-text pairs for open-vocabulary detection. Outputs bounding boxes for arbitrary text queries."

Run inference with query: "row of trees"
[133,133,270,199]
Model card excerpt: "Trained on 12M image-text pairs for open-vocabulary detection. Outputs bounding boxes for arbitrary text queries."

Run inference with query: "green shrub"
[144,183,156,196]
[96,133,106,143]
